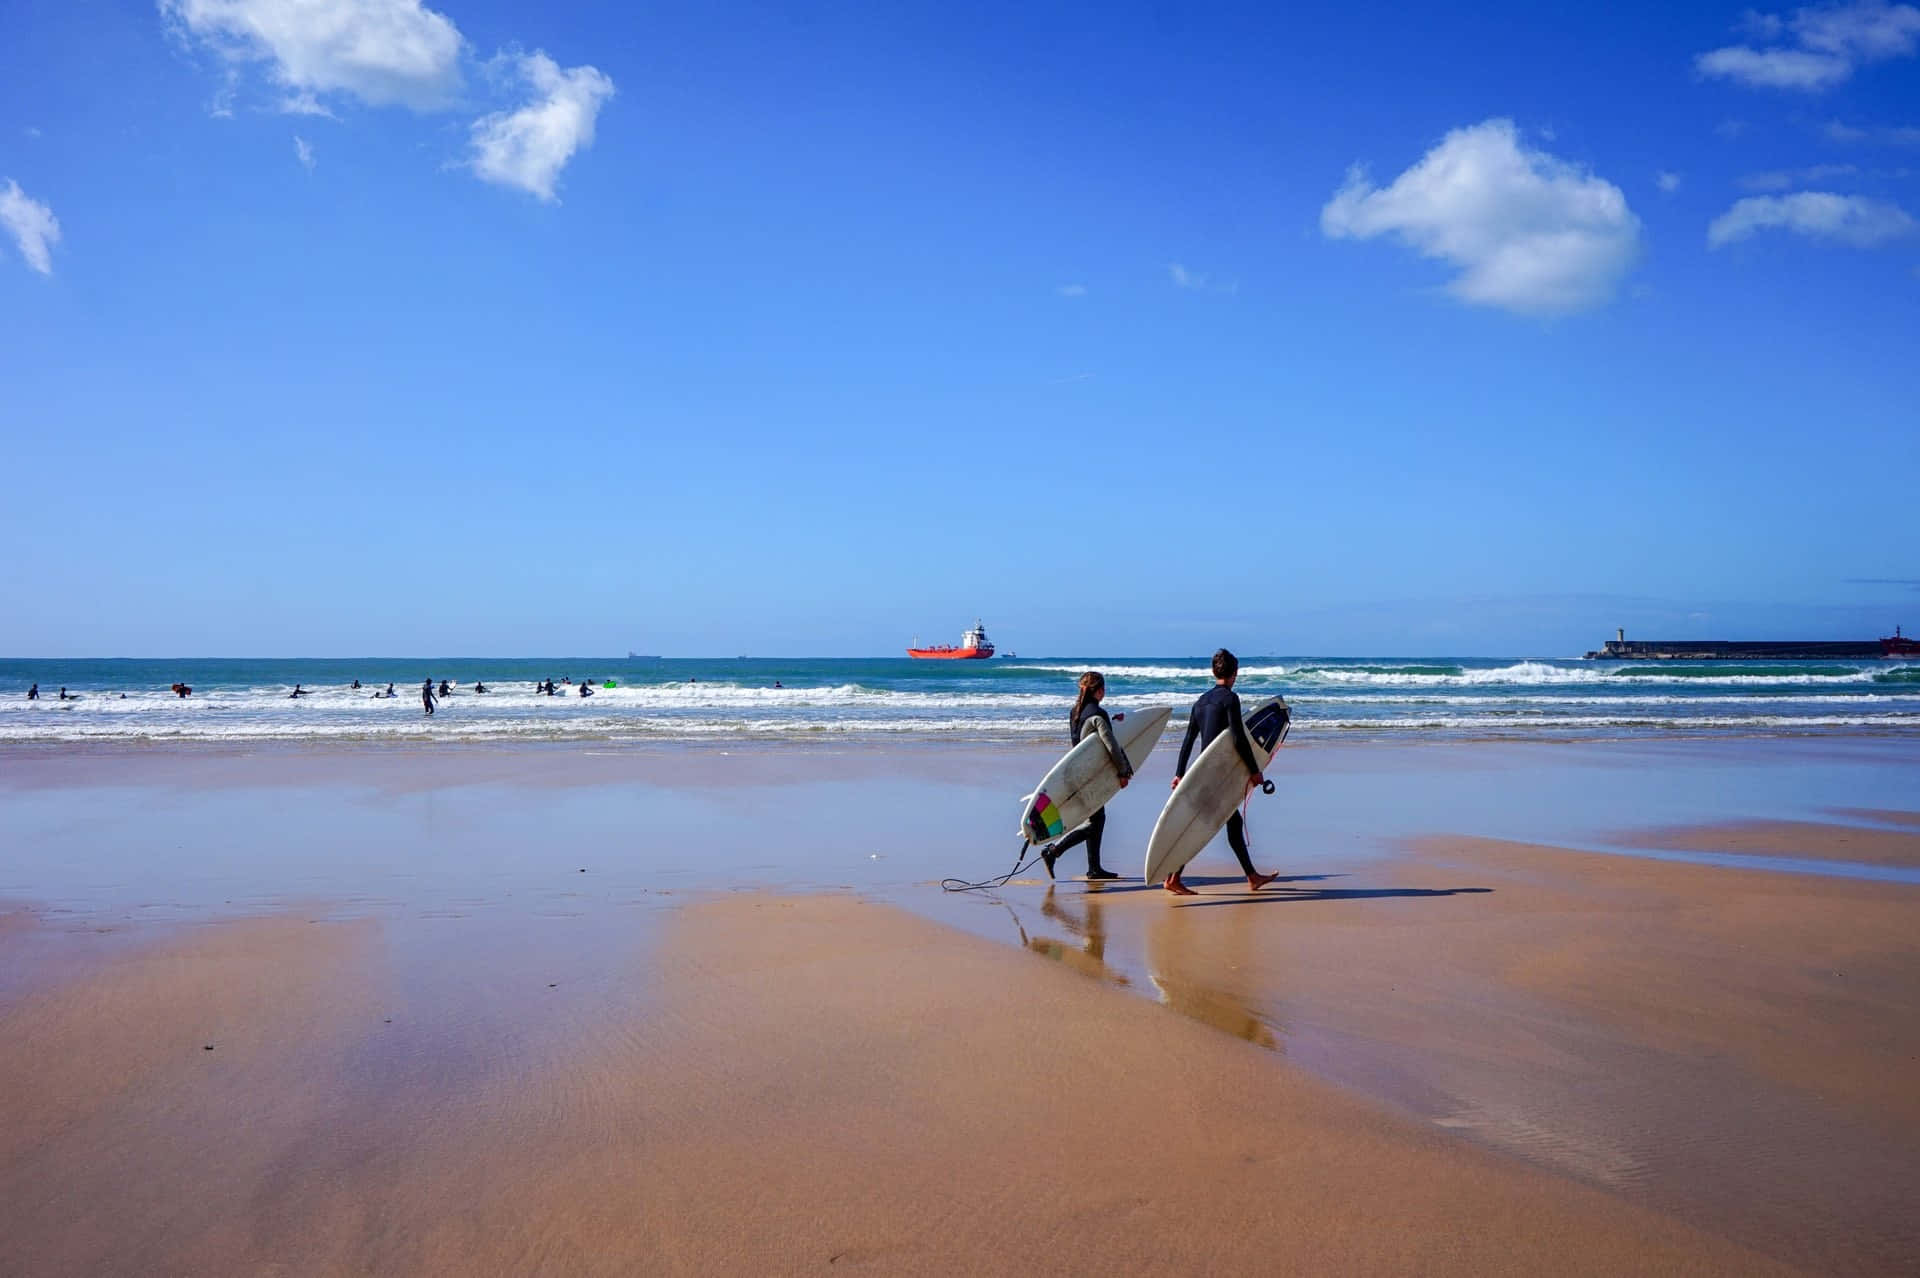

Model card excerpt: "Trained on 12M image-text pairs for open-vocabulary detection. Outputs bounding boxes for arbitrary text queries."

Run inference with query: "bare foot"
[1247,870,1280,892]
[1163,873,1197,897]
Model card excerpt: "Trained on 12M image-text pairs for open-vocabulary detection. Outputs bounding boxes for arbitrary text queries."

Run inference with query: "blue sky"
[2,0,1916,656]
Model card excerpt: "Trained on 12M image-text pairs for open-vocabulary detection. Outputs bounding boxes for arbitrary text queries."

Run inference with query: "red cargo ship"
[1886,626,1918,658]
[908,620,996,660]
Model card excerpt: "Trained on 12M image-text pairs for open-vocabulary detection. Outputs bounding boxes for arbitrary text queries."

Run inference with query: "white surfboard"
[1143,697,1290,884]
[1019,706,1171,847]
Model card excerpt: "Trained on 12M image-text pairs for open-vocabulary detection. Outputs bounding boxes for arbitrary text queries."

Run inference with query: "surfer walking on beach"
[1166,649,1279,896]
[1041,672,1128,881]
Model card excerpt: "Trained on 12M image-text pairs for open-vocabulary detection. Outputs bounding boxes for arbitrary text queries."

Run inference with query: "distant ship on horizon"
[627,652,662,660]
[907,620,996,660]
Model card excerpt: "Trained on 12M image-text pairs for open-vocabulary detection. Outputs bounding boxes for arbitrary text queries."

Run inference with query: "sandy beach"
[3,738,1917,1273]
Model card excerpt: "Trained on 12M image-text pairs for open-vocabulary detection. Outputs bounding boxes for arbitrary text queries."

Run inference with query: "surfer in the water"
[1166,649,1279,896]
[1040,671,1128,881]
[422,678,436,716]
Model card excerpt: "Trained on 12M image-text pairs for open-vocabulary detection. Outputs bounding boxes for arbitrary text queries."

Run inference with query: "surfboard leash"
[941,839,1044,893]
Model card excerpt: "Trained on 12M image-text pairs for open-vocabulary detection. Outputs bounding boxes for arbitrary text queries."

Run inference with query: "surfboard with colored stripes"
[1018,706,1171,848]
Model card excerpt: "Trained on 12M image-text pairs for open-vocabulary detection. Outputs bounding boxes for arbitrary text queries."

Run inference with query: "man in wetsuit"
[422,678,436,716]
[1166,648,1279,896]
[26,683,37,700]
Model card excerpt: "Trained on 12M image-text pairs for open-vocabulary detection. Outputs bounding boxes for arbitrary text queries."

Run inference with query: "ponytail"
[1071,671,1104,733]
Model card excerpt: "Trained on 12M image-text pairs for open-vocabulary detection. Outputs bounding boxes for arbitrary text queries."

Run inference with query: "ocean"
[4,655,1918,744]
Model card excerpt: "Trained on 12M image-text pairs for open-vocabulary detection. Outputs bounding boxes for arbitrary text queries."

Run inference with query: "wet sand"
[3,742,1917,1272]
[2,893,1801,1275]
[1620,817,1920,866]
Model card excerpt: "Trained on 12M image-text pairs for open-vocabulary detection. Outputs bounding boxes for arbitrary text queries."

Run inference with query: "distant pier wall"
[1585,639,1883,660]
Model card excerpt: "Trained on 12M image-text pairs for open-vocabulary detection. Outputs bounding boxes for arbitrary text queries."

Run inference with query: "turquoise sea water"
[3,655,1917,744]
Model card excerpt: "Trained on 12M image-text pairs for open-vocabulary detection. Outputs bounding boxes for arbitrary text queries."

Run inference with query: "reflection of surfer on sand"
[1147,903,1278,1049]
[1026,888,1127,985]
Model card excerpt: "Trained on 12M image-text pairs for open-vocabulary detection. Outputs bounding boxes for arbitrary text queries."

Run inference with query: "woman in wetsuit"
[1040,671,1129,881]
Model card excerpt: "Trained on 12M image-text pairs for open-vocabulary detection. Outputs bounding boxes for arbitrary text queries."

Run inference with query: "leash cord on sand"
[942,839,1041,893]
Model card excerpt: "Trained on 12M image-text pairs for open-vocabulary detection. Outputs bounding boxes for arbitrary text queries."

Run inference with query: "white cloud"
[1707,191,1917,246]
[1166,262,1237,293]
[1793,0,1920,57]
[1056,283,1086,297]
[1657,171,1682,192]
[1826,118,1920,143]
[1739,162,1858,189]
[294,135,314,170]
[0,179,61,275]
[161,0,465,112]
[1321,118,1641,316]
[1696,45,1851,89]
[1697,1,1920,91]
[468,52,614,202]
[281,90,337,118]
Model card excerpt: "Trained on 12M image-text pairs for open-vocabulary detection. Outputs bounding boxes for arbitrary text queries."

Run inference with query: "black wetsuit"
[1172,684,1260,877]
[422,680,436,715]
[1047,702,1130,875]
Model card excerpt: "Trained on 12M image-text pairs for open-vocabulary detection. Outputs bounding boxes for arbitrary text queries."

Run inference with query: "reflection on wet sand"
[1000,885,1287,1051]
[1016,889,1130,987]
[1147,900,1281,1051]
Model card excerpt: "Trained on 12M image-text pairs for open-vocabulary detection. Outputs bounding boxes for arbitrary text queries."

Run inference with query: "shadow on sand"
[1171,882,1493,908]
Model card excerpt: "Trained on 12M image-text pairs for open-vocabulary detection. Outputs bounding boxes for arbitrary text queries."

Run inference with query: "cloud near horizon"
[0,179,61,274]
[1707,191,1917,247]
[1321,119,1640,316]
[1696,1,1920,91]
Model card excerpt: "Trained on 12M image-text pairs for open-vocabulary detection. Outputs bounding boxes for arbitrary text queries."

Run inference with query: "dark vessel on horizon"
[1586,627,1918,660]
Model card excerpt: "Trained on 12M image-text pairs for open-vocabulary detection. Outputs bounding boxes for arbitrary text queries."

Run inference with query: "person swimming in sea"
[58,687,73,700]
[1039,671,1129,882]
[351,679,361,690]
[474,681,487,694]
[438,680,452,699]
[26,683,37,700]
[288,684,310,698]
[579,681,594,697]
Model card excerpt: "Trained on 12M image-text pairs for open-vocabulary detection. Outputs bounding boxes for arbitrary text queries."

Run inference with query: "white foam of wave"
[1285,663,1890,689]
[0,714,1069,743]
[1304,714,1915,731]
[1290,693,1914,707]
